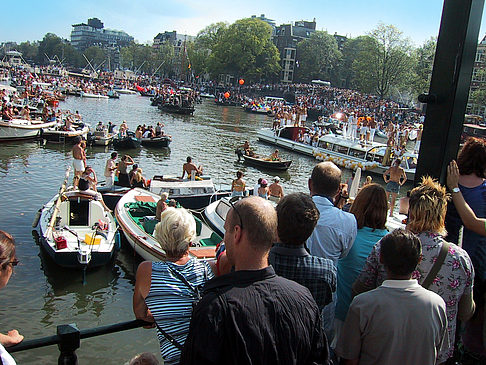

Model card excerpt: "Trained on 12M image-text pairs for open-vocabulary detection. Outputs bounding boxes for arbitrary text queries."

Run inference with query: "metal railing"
[8,319,151,365]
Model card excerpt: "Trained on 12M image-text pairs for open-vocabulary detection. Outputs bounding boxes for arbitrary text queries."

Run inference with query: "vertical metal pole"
[57,324,80,365]
[415,0,485,185]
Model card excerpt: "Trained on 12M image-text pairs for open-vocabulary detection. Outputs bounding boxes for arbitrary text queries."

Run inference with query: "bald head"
[309,162,342,198]
[228,196,277,251]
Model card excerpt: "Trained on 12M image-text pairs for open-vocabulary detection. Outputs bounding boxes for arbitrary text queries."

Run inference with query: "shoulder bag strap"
[421,241,449,289]
[167,265,201,300]
[154,321,184,351]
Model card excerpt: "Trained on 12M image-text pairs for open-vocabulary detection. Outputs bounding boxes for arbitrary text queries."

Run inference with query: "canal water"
[0,95,409,363]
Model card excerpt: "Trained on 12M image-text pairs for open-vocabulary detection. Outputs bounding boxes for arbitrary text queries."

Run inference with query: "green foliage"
[120,43,174,76]
[411,37,437,95]
[206,18,281,82]
[295,31,342,83]
[351,23,412,98]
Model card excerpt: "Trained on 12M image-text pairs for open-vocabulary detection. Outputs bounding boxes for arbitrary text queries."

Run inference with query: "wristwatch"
[451,187,460,193]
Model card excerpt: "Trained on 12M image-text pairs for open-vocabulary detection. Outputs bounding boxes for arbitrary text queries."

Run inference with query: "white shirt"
[0,343,16,365]
[306,195,357,266]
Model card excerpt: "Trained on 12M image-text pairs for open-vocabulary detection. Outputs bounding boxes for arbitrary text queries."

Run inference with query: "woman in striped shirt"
[133,207,214,364]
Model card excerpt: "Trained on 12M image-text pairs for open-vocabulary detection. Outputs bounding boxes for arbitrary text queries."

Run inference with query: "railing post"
[57,324,80,365]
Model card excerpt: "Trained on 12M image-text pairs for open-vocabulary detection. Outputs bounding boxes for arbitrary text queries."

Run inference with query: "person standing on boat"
[104,152,118,190]
[231,171,246,197]
[258,179,269,199]
[368,116,377,143]
[72,137,86,188]
[133,208,214,365]
[0,230,23,365]
[268,176,284,203]
[117,155,135,187]
[348,112,357,141]
[383,159,407,217]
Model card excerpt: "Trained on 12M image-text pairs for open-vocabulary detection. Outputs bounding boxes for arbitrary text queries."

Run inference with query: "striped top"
[146,259,214,365]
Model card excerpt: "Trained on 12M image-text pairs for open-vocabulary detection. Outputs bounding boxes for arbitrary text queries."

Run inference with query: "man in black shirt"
[180,196,328,365]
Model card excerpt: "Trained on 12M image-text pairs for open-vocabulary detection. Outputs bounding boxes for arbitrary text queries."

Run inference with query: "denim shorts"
[386,181,400,194]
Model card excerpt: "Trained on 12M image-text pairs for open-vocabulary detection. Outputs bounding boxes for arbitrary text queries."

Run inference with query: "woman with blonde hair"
[352,177,476,364]
[130,168,147,188]
[133,208,213,365]
[0,230,23,365]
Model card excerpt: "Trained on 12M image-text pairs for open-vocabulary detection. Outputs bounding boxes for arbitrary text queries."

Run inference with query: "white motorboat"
[80,91,109,99]
[202,197,234,238]
[115,188,223,261]
[88,130,115,146]
[0,119,57,141]
[149,175,232,210]
[38,187,118,269]
[200,93,215,99]
[42,124,90,143]
[114,88,137,95]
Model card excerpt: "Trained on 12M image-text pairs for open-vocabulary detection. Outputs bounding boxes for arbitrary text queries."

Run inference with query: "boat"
[159,102,195,115]
[42,124,90,143]
[80,91,109,99]
[200,93,215,99]
[258,126,417,179]
[87,130,115,146]
[37,174,118,269]
[139,90,156,97]
[0,119,57,141]
[149,175,232,210]
[112,132,141,149]
[240,153,292,171]
[214,99,239,106]
[114,88,137,95]
[115,188,222,261]
[107,90,120,99]
[140,136,171,148]
[201,196,237,238]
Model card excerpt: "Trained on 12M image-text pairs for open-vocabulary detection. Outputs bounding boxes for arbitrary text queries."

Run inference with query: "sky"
[1,0,486,47]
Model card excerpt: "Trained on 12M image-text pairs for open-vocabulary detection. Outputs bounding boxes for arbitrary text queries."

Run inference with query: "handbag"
[421,241,449,289]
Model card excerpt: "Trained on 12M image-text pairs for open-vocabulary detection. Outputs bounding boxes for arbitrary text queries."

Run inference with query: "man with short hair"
[336,229,449,365]
[307,162,357,336]
[181,156,203,179]
[268,176,284,203]
[269,192,336,311]
[72,137,86,188]
[181,196,328,365]
[104,152,118,190]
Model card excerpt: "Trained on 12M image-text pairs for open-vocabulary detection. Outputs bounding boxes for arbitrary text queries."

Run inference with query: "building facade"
[273,19,316,83]
[468,34,486,117]
[70,18,134,51]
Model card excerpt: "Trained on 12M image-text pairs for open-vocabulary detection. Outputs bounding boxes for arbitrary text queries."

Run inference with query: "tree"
[352,23,412,98]
[83,47,107,70]
[295,31,342,83]
[411,37,437,96]
[207,18,281,82]
[338,36,374,89]
[37,33,64,65]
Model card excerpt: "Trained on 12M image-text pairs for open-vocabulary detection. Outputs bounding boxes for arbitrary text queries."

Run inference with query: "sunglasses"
[228,200,244,230]
[9,260,19,267]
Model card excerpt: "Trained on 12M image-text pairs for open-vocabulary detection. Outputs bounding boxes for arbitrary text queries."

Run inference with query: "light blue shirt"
[335,226,388,322]
[307,195,357,267]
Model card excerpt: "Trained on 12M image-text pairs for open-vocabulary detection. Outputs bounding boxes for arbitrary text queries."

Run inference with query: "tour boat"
[149,175,232,210]
[0,119,57,141]
[42,124,90,143]
[258,126,417,179]
[140,135,171,148]
[115,188,222,261]
[38,188,118,269]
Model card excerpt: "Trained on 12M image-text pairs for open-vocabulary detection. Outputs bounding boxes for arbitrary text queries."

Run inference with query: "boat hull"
[112,136,141,149]
[242,154,292,171]
[140,136,171,148]
[159,104,195,115]
[42,126,89,143]
[0,119,56,141]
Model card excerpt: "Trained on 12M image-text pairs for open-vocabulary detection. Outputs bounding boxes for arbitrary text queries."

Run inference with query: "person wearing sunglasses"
[0,230,23,365]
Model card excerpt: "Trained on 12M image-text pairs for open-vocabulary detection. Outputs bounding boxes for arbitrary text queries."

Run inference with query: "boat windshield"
[215,200,231,220]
